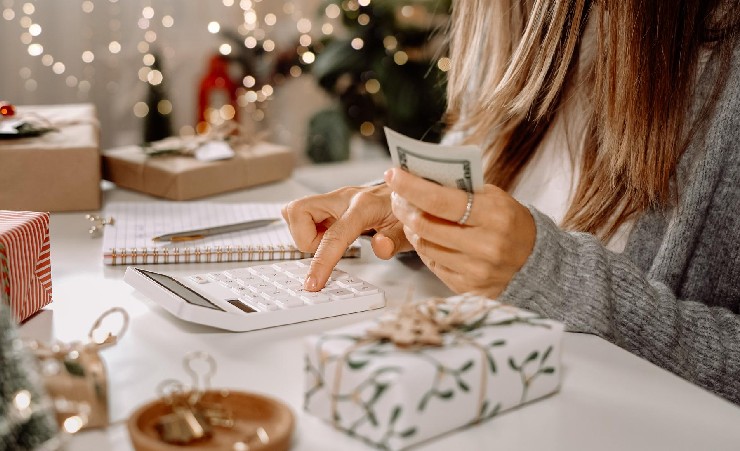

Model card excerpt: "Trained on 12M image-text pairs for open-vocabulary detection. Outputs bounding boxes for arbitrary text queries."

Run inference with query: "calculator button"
[248,282,273,294]
[249,265,279,276]
[275,296,306,309]
[257,272,283,281]
[323,288,355,300]
[234,276,262,287]
[300,292,332,304]
[256,300,279,311]
[274,279,303,291]
[270,275,293,284]
[231,286,252,297]
[259,288,287,301]
[238,294,259,304]
[351,283,379,295]
[219,280,239,289]
[323,280,343,290]
[284,266,311,278]
[272,261,295,271]
[328,269,347,280]
[223,268,253,280]
[207,273,230,282]
[189,274,210,284]
[336,277,364,288]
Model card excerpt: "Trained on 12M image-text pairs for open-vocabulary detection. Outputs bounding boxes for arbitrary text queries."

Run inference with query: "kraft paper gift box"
[0,104,101,212]
[101,142,295,201]
[0,210,52,323]
[304,295,564,451]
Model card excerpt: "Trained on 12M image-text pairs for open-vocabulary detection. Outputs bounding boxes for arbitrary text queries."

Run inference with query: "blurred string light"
[4,0,449,123]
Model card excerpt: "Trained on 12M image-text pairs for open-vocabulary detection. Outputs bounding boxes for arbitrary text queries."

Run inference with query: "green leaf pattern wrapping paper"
[304,295,564,451]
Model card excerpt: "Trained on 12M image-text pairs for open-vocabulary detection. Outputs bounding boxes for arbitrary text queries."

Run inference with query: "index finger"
[384,168,471,224]
[282,192,351,253]
[305,208,366,291]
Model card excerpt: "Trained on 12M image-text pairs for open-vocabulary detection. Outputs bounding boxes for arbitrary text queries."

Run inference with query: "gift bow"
[366,296,494,348]
[142,120,267,157]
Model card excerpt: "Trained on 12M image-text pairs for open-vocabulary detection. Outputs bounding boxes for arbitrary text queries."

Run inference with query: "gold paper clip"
[184,352,235,428]
[155,379,212,445]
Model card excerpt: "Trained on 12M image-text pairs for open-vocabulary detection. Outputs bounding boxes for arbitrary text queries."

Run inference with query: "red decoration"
[197,55,239,125]
[0,102,15,118]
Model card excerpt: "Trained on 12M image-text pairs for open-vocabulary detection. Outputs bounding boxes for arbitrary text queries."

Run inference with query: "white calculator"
[123,259,386,332]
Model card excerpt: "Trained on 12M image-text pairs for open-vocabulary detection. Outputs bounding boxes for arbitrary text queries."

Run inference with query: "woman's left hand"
[384,167,536,298]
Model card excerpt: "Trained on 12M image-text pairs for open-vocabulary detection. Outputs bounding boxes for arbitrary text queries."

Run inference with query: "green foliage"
[308,0,451,161]
[63,359,86,377]
[0,302,59,448]
[390,405,402,424]
[347,357,370,370]
[399,427,417,438]
[306,107,351,163]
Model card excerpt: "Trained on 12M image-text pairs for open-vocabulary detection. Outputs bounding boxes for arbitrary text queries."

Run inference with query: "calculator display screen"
[138,269,224,311]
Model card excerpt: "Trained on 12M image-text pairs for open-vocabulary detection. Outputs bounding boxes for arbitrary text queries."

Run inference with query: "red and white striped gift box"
[0,210,53,323]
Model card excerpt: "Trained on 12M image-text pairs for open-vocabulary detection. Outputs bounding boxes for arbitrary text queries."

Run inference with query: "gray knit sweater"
[499,41,740,404]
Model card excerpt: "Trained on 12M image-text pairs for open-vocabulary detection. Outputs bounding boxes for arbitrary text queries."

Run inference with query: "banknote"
[384,127,484,193]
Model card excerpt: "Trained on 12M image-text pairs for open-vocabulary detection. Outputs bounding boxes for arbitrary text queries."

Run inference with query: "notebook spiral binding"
[104,244,361,266]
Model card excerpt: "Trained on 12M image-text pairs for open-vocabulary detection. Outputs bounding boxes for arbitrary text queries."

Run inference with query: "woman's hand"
[281,183,412,291]
[384,168,536,298]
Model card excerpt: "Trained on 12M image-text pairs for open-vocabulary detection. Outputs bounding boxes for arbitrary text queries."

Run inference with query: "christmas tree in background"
[0,300,59,448]
[307,0,451,162]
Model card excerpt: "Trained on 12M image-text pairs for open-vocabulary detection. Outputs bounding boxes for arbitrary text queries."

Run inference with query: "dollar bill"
[384,127,484,193]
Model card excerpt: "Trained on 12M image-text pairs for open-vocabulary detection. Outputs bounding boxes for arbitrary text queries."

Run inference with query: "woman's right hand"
[281,182,412,291]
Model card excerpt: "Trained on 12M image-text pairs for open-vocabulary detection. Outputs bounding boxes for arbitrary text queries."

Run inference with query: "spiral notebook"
[101,201,361,265]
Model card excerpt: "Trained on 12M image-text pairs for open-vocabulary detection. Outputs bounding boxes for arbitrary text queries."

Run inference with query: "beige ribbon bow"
[366,296,492,348]
[143,120,267,157]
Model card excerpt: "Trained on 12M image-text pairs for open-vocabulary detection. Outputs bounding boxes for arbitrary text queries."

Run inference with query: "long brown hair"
[445,0,738,239]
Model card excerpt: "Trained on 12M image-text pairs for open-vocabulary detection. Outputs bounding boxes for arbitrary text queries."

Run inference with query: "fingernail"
[384,168,394,184]
[305,275,318,291]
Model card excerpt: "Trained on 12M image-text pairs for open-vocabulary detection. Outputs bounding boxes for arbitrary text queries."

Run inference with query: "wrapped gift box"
[0,211,53,323]
[101,142,294,201]
[0,104,101,212]
[304,295,564,450]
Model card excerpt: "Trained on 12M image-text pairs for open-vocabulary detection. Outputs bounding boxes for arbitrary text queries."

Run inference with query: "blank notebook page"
[101,201,360,265]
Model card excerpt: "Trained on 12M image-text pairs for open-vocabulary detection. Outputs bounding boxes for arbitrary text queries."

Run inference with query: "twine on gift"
[142,120,269,157]
[7,111,101,135]
[329,293,500,427]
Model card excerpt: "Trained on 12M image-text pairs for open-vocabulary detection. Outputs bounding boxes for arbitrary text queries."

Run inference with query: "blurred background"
[0,0,451,166]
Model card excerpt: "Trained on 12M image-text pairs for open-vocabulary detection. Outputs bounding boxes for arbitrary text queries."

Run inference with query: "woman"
[282,0,740,404]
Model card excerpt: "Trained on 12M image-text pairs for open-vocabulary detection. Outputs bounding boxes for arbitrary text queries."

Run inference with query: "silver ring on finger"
[457,191,474,225]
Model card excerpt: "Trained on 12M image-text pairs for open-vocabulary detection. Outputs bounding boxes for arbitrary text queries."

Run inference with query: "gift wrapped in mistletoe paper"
[303,294,564,450]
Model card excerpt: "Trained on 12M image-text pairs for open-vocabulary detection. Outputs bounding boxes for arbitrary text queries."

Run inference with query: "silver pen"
[151,218,280,242]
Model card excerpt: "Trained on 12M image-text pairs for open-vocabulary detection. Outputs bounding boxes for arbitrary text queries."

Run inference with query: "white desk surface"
[19,176,740,451]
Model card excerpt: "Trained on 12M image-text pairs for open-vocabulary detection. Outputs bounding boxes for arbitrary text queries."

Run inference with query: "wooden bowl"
[127,390,294,451]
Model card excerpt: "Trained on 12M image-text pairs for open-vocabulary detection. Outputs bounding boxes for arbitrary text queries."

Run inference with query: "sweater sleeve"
[497,208,740,404]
